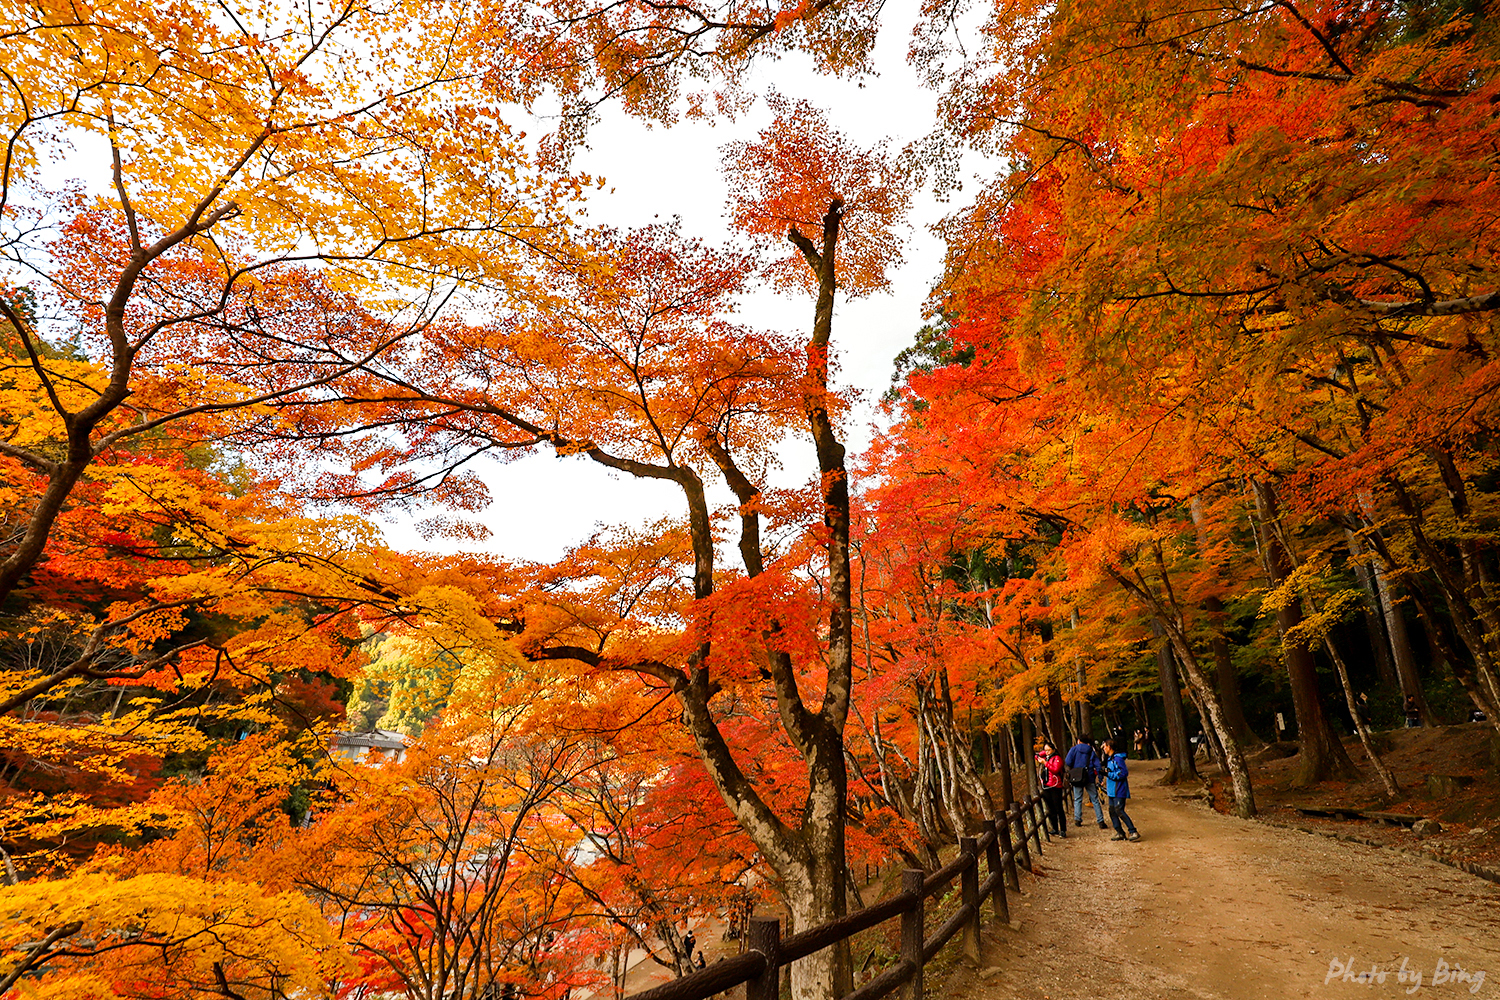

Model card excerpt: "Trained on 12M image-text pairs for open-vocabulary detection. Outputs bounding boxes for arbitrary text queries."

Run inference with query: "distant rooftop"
[333,728,409,751]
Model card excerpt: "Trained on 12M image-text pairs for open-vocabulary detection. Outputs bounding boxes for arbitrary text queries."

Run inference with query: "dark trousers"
[1108,795,1137,836]
[1041,786,1067,834]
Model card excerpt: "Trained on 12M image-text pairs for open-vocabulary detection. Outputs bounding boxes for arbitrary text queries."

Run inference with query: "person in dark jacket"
[1101,739,1140,842]
[1035,741,1068,838]
[1064,737,1107,829]
[1404,695,1424,728]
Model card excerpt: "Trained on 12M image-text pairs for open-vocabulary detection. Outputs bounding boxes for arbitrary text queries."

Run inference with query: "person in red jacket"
[1035,741,1068,838]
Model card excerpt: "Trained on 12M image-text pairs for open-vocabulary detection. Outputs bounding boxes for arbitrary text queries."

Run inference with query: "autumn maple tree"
[2,1,918,996]
[878,0,1500,804]
[6,0,1500,997]
[317,98,911,999]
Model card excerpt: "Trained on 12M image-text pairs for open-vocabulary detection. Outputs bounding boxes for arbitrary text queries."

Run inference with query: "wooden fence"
[625,794,1051,1000]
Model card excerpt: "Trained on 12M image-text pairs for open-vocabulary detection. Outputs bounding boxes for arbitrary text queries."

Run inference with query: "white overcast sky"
[34,0,990,564]
[431,0,985,563]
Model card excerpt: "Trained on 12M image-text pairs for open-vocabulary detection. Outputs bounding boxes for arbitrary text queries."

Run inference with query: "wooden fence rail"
[625,793,1050,1000]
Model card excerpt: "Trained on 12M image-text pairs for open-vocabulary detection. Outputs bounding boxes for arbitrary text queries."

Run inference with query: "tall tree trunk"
[934,671,997,822]
[1071,609,1091,738]
[679,199,855,1000]
[1205,594,1261,745]
[1021,713,1038,797]
[1325,637,1400,799]
[1369,474,1500,730]
[1046,683,1067,753]
[1110,538,1256,814]
[1370,556,1432,721]
[1153,623,1198,785]
[995,722,1014,807]
[1345,528,1400,688]
[1162,629,1256,816]
[914,689,942,844]
[921,690,970,837]
[1188,496,1260,745]
[1251,479,1358,785]
[1361,521,1500,731]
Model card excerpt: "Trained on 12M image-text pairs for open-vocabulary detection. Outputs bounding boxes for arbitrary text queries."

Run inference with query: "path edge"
[1189,792,1500,887]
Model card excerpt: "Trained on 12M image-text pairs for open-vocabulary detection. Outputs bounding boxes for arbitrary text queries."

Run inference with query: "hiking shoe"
[1097,821,1107,829]
[1110,833,1126,841]
[1074,819,1082,827]
[1127,831,1141,842]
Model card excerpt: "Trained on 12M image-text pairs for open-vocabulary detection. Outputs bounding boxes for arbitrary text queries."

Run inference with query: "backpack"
[1065,746,1092,786]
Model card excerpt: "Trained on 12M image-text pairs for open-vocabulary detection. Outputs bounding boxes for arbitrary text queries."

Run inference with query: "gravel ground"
[940,759,1500,1000]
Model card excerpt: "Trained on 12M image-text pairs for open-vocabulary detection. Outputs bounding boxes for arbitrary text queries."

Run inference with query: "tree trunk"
[1325,637,1400,799]
[1203,595,1260,745]
[1161,628,1256,817]
[921,691,970,837]
[1370,556,1432,722]
[1021,713,1038,797]
[668,200,856,1000]
[1362,521,1500,733]
[932,671,997,823]
[1070,609,1091,738]
[1153,623,1198,784]
[1187,497,1260,745]
[1345,528,1399,688]
[995,722,1014,807]
[1251,479,1358,785]
[1184,686,1223,768]
[1046,683,1067,753]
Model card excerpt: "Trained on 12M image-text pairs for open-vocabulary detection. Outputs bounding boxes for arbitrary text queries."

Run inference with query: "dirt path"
[957,759,1500,1000]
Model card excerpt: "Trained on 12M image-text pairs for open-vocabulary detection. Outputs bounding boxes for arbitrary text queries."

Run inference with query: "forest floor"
[932,758,1500,1000]
[1237,722,1500,877]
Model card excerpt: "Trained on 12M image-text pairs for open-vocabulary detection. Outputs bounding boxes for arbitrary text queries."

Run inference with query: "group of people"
[678,929,707,969]
[1035,736,1140,843]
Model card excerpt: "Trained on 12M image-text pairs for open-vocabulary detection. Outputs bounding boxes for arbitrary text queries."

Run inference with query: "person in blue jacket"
[1100,738,1140,842]
[1064,737,1107,829]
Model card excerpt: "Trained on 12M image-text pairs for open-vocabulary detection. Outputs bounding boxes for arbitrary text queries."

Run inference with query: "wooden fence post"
[998,811,1021,889]
[901,869,924,1000]
[986,819,1010,924]
[1010,804,1032,872]
[747,916,780,1000]
[960,837,980,964]
[1032,794,1050,844]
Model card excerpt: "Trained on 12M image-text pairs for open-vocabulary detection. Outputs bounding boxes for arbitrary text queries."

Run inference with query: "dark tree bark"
[1187,497,1260,746]
[1046,683,1067,754]
[1372,558,1433,721]
[1346,528,1399,688]
[1251,480,1359,785]
[1201,595,1259,744]
[1021,713,1038,797]
[1153,622,1198,785]
[995,724,1014,807]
